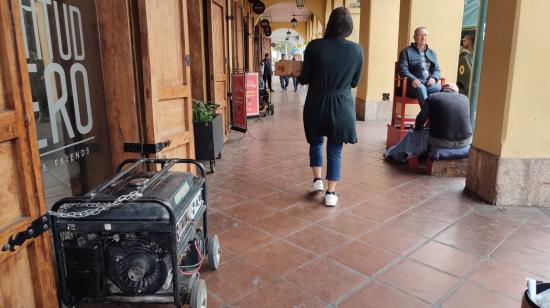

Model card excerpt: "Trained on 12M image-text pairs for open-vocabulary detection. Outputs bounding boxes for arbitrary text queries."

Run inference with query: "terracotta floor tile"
[251,212,311,237]
[237,183,276,199]
[505,225,550,254]
[339,281,429,308]
[257,174,302,190]
[207,190,248,210]
[435,225,509,256]
[282,201,341,222]
[258,190,305,210]
[328,240,397,276]
[207,211,242,235]
[410,197,473,223]
[361,225,426,255]
[222,200,275,222]
[470,260,546,302]
[332,193,363,209]
[378,259,459,303]
[285,258,365,304]
[206,292,224,308]
[370,191,427,210]
[410,241,481,277]
[190,86,545,306]
[203,258,277,304]
[367,174,419,190]
[351,201,404,222]
[242,240,316,277]
[218,225,274,255]
[286,224,351,254]
[442,282,519,308]
[285,169,315,182]
[455,212,524,235]
[492,240,550,279]
[319,211,380,237]
[339,183,387,199]
[388,213,451,238]
[234,279,325,308]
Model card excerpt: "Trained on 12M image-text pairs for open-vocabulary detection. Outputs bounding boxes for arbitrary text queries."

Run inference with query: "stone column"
[355,0,400,121]
[466,0,550,206]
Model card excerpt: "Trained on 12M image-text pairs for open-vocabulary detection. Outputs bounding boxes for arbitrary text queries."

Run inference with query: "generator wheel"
[189,279,207,308]
[207,235,221,270]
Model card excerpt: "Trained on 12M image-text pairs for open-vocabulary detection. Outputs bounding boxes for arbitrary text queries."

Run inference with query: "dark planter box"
[193,113,224,163]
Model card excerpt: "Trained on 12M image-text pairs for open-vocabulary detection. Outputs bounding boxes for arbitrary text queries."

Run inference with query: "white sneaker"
[324,193,338,207]
[312,179,324,191]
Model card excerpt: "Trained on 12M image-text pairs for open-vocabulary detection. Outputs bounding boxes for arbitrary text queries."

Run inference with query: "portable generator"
[49,158,220,307]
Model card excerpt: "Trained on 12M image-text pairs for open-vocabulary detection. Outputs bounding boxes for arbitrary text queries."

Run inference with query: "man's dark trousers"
[263,74,272,91]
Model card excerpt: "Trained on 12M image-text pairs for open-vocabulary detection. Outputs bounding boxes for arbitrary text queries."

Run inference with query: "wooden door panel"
[139,0,194,172]
[0,142,24,224]
[0,249,37,307]
[0,0,57,306]
[233,2,244,70]
[207,0,229,137]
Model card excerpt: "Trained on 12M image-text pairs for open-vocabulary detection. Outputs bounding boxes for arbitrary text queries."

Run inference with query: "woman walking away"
[299,7,363,207]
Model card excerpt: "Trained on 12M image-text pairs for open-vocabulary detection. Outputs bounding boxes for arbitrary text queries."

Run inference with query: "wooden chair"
[386,62,445,149]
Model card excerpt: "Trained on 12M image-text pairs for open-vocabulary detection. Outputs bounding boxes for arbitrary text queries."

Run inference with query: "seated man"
[384,83,472,162]
[399,26,441,106]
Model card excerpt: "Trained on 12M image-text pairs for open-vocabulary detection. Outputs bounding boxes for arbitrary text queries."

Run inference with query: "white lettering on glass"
[19,0,42,59]
[69,6,85,60]
[70,63,92,134]
[37,0,53,61]
[23,2,95,154]
[45,63,75,143]
[53,1,71,60]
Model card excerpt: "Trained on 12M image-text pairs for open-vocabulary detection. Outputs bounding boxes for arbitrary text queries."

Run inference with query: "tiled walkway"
[199,85,550,308]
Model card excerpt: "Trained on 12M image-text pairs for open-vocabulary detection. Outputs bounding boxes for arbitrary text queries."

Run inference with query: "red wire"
[178,240,205,276]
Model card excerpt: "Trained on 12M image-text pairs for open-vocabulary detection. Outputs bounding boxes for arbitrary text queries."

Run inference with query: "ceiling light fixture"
[296,0,305,9]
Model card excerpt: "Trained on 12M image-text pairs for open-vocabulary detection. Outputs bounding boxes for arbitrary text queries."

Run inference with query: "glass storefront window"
[19,0,113,207]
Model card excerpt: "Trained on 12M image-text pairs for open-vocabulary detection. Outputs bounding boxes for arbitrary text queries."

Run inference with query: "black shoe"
[269,89,274,92]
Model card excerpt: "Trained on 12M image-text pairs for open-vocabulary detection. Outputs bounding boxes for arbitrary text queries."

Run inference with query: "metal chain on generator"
[49,191,143,219]
[2,191,143,252]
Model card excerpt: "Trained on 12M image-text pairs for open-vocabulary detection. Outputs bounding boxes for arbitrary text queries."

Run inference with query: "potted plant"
[192,99,223,172]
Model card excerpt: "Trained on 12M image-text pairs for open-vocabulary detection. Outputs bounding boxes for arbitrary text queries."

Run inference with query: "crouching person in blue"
[399,27,441,106]
[384,83,472,162]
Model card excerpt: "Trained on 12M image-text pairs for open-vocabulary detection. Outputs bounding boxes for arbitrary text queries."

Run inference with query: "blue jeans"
[291,76,298,90]
[414,82,441,106]
[309,137,343,181]
[280,76,289,90]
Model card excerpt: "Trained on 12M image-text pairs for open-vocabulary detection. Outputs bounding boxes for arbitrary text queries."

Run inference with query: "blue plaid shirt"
[399,43,441,83]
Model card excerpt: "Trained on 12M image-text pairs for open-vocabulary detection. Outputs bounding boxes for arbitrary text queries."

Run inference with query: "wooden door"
[246,14,255,71]
[0,0,57,306]
[232,1,245,71]
[207,0,229,137]
[138,0,195,171]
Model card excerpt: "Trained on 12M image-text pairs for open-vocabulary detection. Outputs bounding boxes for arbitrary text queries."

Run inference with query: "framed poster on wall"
[245,73,259,117]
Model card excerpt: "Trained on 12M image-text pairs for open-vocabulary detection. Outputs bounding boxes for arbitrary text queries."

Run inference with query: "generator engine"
[51,159,220,307]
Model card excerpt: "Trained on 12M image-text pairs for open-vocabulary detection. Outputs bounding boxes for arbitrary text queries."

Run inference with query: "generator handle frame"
[116,158,206,177]
[88,158,206,197]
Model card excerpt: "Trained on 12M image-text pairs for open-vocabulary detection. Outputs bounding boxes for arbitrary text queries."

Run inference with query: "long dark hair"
[324,7,353,39]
